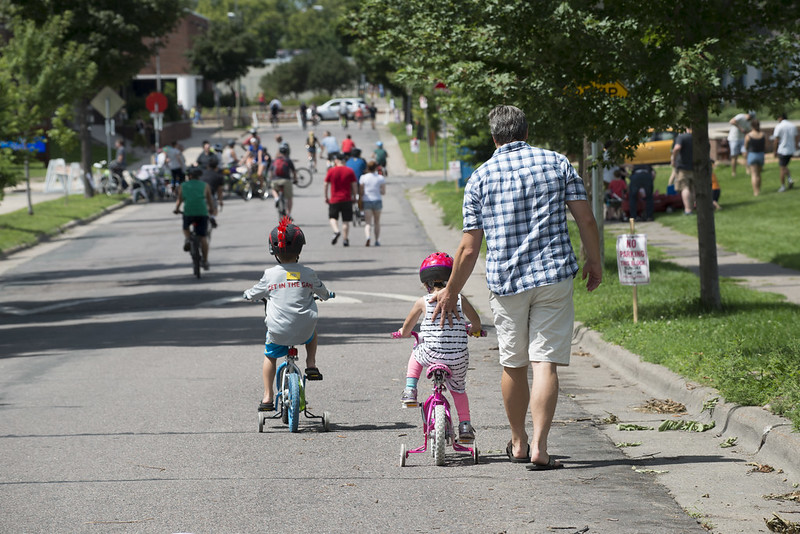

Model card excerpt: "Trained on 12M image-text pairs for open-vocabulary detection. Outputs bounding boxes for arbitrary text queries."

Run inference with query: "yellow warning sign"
[576,81,629,98]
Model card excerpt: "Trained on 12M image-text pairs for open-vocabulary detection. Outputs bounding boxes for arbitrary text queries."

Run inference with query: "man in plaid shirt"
[433,105,602,470]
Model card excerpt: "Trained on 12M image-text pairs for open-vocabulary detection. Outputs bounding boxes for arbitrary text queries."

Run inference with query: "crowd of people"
[603,111,798,221]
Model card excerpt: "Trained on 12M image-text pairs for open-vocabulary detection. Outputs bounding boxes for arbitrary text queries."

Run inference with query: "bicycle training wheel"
[287,372,300,432]
[433,405,446,466]
[294,168,313,188]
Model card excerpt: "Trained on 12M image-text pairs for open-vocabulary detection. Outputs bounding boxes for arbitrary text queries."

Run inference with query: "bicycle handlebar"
[391,325,486,340]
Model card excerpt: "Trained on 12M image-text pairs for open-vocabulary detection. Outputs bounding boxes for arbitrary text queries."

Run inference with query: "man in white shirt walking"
[772,113,797,192]
[727,112,753,177]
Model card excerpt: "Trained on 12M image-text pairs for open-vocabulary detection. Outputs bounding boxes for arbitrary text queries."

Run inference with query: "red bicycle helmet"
[419,252,453,284]
[269,216,305,258]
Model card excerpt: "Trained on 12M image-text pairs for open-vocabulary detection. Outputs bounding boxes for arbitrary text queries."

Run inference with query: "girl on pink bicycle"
[395,252,482,443]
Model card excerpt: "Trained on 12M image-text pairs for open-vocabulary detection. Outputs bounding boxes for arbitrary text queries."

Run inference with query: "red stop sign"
[146,92,168,113]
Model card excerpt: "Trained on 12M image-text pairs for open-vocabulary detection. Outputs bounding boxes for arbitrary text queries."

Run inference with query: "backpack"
[273,156,289,178]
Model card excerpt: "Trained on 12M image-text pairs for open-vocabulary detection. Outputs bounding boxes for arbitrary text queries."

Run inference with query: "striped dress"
[413,293,470,393]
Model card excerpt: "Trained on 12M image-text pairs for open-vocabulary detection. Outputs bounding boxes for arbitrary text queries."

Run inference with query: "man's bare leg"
[501,365,530,459]
[529,361,562,467]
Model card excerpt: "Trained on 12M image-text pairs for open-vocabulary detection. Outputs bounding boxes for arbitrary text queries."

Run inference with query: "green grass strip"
[0,194,127,253]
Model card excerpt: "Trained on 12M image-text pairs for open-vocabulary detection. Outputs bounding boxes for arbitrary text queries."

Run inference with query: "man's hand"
[582,258,603,292]
[430,287,459,327]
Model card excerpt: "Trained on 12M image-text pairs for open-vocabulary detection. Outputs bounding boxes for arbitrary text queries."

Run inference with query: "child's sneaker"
[401,387,417,407]
[458,421,475,443]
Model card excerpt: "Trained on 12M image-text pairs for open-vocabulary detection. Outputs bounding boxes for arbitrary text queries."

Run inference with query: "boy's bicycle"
[392,328,486,466]
[258,294,334,433]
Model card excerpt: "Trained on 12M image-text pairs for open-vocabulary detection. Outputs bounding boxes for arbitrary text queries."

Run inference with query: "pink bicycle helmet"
[419,252,453,284]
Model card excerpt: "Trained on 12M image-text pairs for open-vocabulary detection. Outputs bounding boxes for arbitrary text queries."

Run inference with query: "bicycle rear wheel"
[294,168,312,188]
[190,236,201,279]
[287,372,300,432]
[433,404,446,466]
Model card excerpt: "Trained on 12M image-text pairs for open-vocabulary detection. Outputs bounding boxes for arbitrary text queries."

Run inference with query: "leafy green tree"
[354,0,800,309]
[187,20,261,92]
[307,46,358,95]
[14,0,189,195]
[260,53,313,99]
[194,0,288,59]
[0,13,96,211]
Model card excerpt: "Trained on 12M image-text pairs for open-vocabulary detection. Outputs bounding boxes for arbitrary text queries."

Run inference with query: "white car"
[308,98,368,121]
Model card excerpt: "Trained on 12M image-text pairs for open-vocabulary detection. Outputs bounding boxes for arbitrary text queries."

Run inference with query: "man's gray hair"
[488,105,528,145]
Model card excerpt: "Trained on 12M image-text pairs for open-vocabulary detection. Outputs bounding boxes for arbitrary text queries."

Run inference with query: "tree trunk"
[78,99,95,198]
[689,92,721,309]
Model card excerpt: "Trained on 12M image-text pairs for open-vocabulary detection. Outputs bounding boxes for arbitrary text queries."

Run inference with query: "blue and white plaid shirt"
[463,141,588,296]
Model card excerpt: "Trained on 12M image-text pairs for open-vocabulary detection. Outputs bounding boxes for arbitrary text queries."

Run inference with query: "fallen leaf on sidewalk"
[600,413,619,424]
[719,436,738,448]
[747,462,775,473]
[764,491,800,502]
[615,441,642,448]
[658,419,716,432]
[765,512,800,533]
[632,466,668,474]
[634,398,686,414]
[617,423,654,431]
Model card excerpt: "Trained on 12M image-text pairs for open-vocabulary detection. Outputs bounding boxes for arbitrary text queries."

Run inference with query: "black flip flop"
[305,367,324,381]
[506,441,531,463]
[258,401,274,412]
[526,456,564,471]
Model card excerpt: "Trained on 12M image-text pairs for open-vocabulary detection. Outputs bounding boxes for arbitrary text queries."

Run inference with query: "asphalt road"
[1,122,706,533]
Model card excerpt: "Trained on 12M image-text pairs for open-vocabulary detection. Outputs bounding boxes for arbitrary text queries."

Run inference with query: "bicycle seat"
[426,364,452,380]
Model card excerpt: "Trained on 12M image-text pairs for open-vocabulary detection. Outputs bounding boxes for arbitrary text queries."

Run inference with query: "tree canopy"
[187,19,261,87]
[353,0,800,309]
[0,12,96,205]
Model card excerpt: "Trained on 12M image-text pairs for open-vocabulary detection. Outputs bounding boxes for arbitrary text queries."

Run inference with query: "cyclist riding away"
[269,144,297,218]
[243,217,331,412]
[174,166,216,270]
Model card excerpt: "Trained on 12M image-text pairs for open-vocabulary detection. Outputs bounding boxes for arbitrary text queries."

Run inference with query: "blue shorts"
[362,199,382,211]
[264,333,315,359]
[747,152,764,167]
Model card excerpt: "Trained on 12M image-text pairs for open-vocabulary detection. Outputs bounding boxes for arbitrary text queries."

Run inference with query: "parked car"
[308,98,368,121]
[626,130,676,165]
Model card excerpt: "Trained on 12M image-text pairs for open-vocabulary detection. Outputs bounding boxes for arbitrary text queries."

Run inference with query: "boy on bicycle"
[395,252,482,443]
[174,166,216,269]
[243,217,331,412]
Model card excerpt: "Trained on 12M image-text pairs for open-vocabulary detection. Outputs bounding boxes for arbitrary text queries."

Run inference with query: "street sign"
[146,91,168,113]
[616,234,650,285]
[91,86,124,118]
[577,81,629,97]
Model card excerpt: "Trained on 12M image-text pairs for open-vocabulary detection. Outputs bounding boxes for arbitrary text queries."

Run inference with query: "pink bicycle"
[392,328,486,466]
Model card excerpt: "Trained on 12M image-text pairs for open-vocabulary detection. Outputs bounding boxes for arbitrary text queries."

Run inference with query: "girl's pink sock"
[406,358,423,381]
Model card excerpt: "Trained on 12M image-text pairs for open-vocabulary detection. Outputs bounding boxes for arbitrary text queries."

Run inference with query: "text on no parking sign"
[616,234,650,285]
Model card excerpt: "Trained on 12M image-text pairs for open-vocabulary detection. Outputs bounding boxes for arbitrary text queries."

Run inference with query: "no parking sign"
[616,234,650,285]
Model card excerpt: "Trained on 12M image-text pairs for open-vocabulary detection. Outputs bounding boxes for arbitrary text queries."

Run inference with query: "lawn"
[423,174,800,429]
[388,123,460,173]
[0,194,127,253]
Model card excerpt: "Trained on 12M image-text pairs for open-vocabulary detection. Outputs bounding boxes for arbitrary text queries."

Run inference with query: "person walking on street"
[771,113,797,192]
[324,153,358,247]
[671,129,694,215]
[321,131,339,168]
[744,118,766,196]
[727,112,753,178]
[359,160,386,246]
[431,105,602,470]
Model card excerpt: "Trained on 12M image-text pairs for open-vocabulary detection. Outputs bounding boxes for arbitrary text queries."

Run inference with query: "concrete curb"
[0,198,131,259]
[573,324,800,479]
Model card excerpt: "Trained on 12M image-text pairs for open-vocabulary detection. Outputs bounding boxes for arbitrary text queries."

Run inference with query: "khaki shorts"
[675,169,694,193]
[271,177,293,199]
[489,279,574,368]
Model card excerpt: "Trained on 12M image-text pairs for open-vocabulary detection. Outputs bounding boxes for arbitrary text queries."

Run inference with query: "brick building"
[134,11,209,111]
